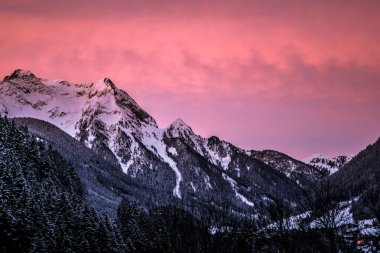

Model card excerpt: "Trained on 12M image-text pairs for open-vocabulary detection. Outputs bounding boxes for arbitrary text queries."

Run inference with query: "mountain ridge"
[0,69,324,214]
[303,154,352,175]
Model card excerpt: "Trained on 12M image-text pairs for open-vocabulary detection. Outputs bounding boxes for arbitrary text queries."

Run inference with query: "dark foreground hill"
[320,136,380,220]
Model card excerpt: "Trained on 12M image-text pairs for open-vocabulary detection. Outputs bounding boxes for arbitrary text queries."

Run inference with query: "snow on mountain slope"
[303,154,352,175]
[1,70,135,136]
[0,69,184,197]
[251,150,326,188]
[164,120,234,171]
[0,69,311,210]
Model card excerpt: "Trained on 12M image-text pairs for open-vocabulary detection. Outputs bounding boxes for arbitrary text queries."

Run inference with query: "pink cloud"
[1,0,380,158]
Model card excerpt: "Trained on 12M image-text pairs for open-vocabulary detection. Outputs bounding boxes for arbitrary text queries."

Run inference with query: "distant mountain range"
[0,69,357,219]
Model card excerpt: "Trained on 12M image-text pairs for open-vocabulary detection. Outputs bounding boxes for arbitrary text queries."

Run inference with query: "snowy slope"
[0,69,184,197]
[303,154,352,175]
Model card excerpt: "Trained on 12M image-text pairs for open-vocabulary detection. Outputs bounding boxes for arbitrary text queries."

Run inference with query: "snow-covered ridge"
[251,150,325,188]
[0,69,203,199]
[303,154,352,175]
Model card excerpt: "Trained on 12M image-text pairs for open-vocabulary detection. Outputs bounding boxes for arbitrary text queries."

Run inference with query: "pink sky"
[1,0,380,159]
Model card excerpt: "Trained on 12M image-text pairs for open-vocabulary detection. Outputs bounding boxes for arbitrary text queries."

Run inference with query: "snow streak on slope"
[140,125,182,198]
[222,173,254,207]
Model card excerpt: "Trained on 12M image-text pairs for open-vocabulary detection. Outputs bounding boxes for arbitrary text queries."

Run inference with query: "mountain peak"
[165,118,195,139]
[208,135,221,143]
[302,153,324,163]
[303,154,352,175]
[103,77,116,88]
[89,77,117,93]
[170,118,191,130]
[3,69,37,81]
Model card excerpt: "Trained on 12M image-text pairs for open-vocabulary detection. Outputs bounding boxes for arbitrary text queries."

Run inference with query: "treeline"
[116,199,258,253]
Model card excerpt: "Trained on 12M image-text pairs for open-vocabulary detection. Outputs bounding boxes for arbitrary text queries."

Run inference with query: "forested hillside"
[321,137,380,219]
[13,117,175,219]
[0,117,127,252]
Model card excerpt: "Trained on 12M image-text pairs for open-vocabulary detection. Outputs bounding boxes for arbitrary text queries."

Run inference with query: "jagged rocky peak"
[207,135,229,155]
[165,118,195,138]
[1,69,51,96]
[171,118,191,129]
[89,77,117,92]
[85,77,125,102]
[208,135,221,146]
[103,77,116,89]
[3,69,37,81]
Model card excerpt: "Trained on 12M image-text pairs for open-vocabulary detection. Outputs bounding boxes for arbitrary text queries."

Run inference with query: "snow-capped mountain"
[303,154,352,175]
[0,69,321,214]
